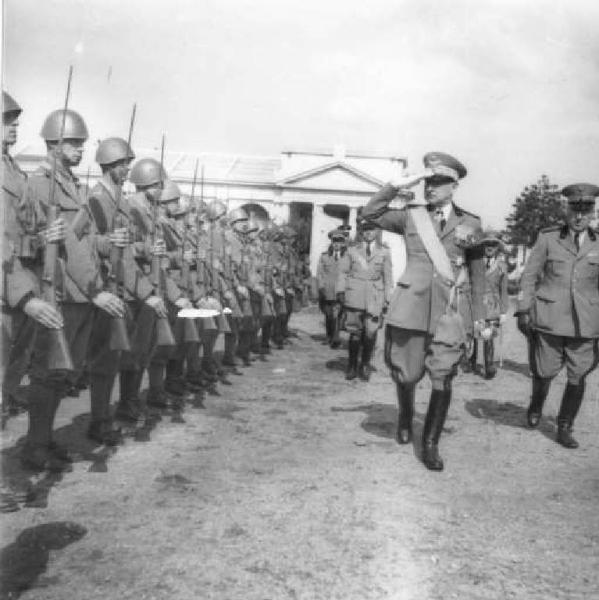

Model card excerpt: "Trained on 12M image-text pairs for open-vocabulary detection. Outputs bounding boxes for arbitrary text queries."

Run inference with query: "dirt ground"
[1,304,598,600]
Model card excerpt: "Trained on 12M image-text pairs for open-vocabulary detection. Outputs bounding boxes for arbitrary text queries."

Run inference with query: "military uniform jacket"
[336,241,392,316]
[482,257,508,320]
[518,226,599,338]
[18,161,103,303]
[361,183,485,335]
[2,153,37,309]
[88,178,154,302]
[316,247,346,301]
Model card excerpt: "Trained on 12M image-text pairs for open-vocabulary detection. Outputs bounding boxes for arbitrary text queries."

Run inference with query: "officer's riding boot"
[556,381,585,449]
[324,314,333,344]
[222,333,239,366]
[396,383,415,444]
[483,340,497,379]
[115,369,144,423]
[358,335,376,382]
[274,315,285,349]
[88,374,122,446]
[345,336,360,380]
[422,385,451,471]
[526,376,551,428]
[22,382,70,473]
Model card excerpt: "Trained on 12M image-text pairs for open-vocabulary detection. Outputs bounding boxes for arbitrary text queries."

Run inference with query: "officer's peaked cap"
[2,91,21,117]
[423,152,467,181]
[560,183,599,204]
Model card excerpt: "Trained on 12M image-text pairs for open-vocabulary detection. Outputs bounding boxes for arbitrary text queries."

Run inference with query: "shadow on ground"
[0,521,87,600]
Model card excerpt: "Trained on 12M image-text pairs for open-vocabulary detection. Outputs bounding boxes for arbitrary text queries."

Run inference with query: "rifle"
[195,165,210,293]
[108,103,136,351]
[41,66,74,372]
[151,134,176,349]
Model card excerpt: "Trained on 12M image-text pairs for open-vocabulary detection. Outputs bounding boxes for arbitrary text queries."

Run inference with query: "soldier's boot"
[147,363,171,409]
[358,335,376,382]
[222,332,239,367]
[236,332,252,366]
[345,337,360,380]
[483,340,497,379]
[422,386,451,472]
[165,359,193,404]
[330,316,341,349]
[46,386,75,463]
[274,315,286,349]
[324,315,333,344]
[261,318,273,354]
[462,340,477,373]
[556,381,585,449]
[88,374,122,446]
[396,383,415,444]
[21,382,71,473]
[526,377,551,428]
[114,369,144,423]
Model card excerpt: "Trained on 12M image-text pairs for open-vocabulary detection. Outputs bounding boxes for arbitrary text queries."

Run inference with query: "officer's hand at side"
[336,292,345,305]
[41,218,66,244]
[110,227,130,248]
[175,296,192,309]
[92,291,125,318]
[23,297,64,329]
[145,295,167,317]
[516,313,530,336]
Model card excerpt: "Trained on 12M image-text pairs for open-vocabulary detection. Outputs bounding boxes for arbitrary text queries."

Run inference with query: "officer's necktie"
[334,251,339,261]
[435,209,446,232]
[486,257,491,269]
[366,242,371,258]
[574,233,580,252]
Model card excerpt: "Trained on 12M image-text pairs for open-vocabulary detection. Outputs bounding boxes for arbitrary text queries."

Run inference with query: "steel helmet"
[227,207,249,225]
[205,200,227,221]
[95,137,135,166]
[2,91,21,118]
[282,225,298,240]
[40,109,89,141]
[160,179,181,203]
[246,216,261,234]
[129,158,167,187]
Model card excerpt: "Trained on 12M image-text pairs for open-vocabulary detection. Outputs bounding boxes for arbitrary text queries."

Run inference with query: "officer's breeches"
[531,331,598,384]
[344,308,379,340]
[384,325,462,390]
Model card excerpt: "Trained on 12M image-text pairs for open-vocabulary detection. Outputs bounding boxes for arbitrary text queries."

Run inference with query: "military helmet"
[205,199,227,221]
[282,225,298,240]
[40,109,89,141]
[246,216,261,234]
[129,158,166,187]
[2,91,21,118]
[356,208,376,231]
[159,179,181,204]
[95,137,135,166]
[227,207,249,225]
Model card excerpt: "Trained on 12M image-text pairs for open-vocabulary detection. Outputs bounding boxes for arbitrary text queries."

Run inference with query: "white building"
[16,144,407,276]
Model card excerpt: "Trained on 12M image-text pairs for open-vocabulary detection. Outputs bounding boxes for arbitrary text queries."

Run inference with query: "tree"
[505,175,564,246]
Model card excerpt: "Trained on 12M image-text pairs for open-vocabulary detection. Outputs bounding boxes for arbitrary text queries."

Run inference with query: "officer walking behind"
[517,184,599,449]
[336,211,392,381]
[316,229,347,348]
[470,230,509,379]
[361,152,485,471]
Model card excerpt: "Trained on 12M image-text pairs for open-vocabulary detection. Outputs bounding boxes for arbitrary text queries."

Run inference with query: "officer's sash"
[408,205,454,284]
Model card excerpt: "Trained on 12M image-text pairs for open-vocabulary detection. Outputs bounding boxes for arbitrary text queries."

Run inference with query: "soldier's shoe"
[330,340,341,349]
[20,445,72,473]
[422,442,444,471]
[146,388,171,410]
[396,426,412,445]
[358,364,372,382]
[164,378,190,399]
[87,421,123,447]
[0,488,19,513]
[345,366,358,381]
[526,410,541,428]
[114,402,143,424]
[484,365,497,380]
[221,356,239,367]
[556,422,579,449]
[66,385,80,398]
[261,344,272,355]
[48,441,74,463]
[4,392,28,415]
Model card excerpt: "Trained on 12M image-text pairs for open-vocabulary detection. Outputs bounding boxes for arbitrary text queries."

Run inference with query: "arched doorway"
[239,203,270,224]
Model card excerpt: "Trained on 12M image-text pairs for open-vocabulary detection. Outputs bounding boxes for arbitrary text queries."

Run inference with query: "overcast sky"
[4,0,599,227]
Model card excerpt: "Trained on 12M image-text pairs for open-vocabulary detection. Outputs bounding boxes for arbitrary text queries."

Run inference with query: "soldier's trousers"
[530,331,598,384]
[2,309,36,399]
[384,326,462,391]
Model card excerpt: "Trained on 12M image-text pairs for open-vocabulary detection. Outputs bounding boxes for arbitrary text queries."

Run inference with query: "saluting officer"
[336,211,392,381]
[361,152,485,471]
[517,184,599,449]
[316,229,347,348]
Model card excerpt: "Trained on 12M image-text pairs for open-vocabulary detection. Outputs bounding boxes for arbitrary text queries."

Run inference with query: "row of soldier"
[2,90,310,476]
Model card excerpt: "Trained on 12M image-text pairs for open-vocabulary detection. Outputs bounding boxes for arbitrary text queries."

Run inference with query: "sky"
[3,0,599,228]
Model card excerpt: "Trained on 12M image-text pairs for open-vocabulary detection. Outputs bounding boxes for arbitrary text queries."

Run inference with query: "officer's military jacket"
[2,153,37,309]
[482,256,508,320]
[518,225,599,338]
[18,161,104,303]
[317,246,346,302]
[336,240,393,316]
[361,183,485,335]
[87,177,154,303]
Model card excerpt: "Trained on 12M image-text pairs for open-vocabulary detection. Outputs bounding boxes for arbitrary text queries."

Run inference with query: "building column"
[348,206,358,237]
[309,204,325,277]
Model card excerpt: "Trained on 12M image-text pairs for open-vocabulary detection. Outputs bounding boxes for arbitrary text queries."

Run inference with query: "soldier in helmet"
[336,211,392,381]
[469,229,509,379]
[361,152,485,471]
[86,138,166,444]
[316,229,347,348]
[18,108,125,470]
[517,183,599,449]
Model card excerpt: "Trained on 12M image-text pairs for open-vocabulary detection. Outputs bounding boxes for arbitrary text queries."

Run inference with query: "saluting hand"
[23,297,64,329]
[145,295,167,317]
[92,291,126,318]
[389,169,433,189]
